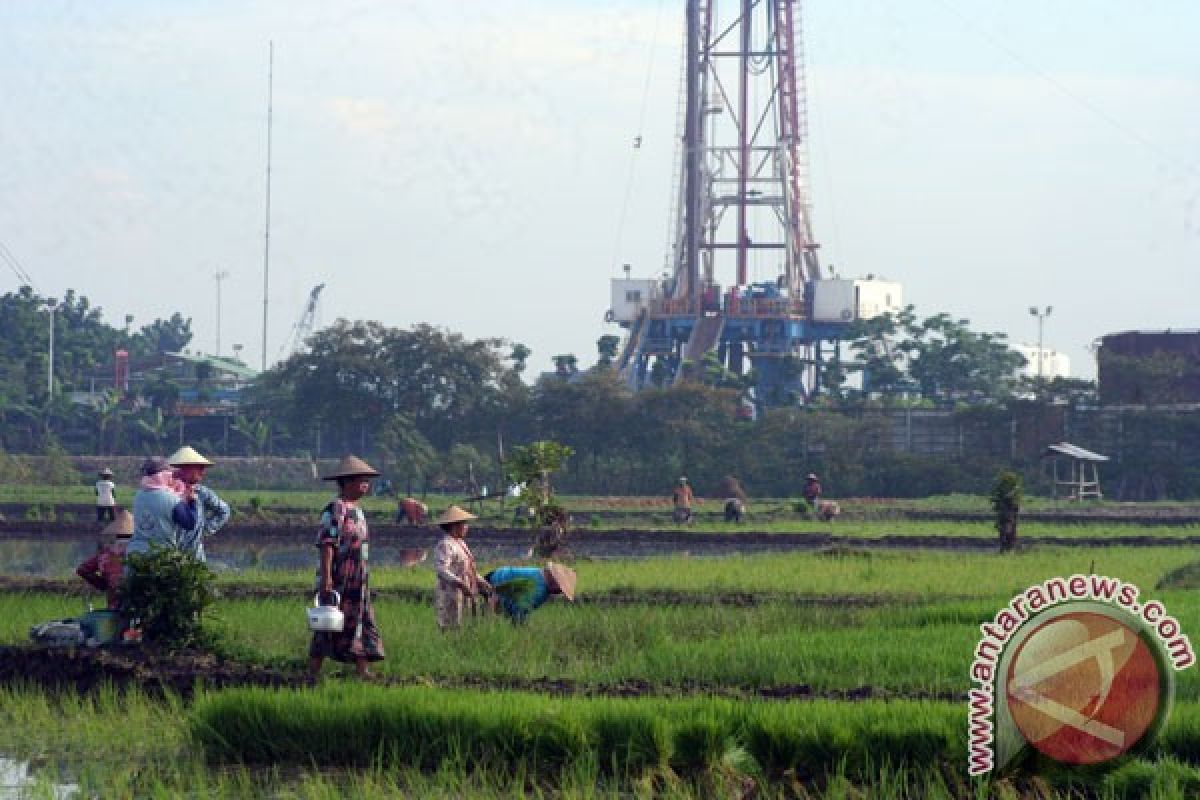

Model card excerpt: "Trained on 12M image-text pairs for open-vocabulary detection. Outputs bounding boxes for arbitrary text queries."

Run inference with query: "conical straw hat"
[434,505,477,525]
[168,446,213,467]
[322,455,380,480]
[545,562,577,601]
[102,509,135,539]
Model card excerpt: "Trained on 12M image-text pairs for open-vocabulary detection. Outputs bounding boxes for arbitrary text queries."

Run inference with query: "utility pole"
[261,41,274,372]
[215,269,230,356]
[1029,305,1053,388]
[44,298,58,397]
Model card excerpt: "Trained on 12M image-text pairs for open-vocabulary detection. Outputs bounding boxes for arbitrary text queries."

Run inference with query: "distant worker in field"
[717,475,747,523]
[802,473,822,508]
[484,562,576,624]
[397,496,428,526]
[309,455,385,680]
[433,505,489,631]
[95,468,117,524]
[671,476,695,524]
[168,446,231,563]
[76,510,134,609]
[724,497,745,523]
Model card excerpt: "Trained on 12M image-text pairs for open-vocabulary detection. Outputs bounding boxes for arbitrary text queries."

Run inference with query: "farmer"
[432,505,489,631]
[483,562,576,624]
[168,446,231,563]
[802,473,822,507]
[76,509,134,609]
[724,497,745,523]
[397,496,428,526]
[127,456,193,561]
[94,468,117,523]
[671,476,694,524]
[309,455,385,680]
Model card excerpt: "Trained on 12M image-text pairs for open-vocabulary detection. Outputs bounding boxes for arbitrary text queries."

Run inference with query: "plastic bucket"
[80,610,124,645]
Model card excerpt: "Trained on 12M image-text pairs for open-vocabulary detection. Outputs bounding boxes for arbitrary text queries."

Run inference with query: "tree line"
[24,286,1200,500]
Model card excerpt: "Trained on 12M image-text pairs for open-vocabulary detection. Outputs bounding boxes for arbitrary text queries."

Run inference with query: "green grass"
[6,564,1200,702]
[192,684,964,777]
[8,538,1200,797]
[213,546,1200,599]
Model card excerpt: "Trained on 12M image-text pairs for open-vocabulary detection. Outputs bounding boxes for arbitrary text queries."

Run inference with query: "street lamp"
[1029,305,1053,387]
[215,270,230,356]
[42,298,60,397]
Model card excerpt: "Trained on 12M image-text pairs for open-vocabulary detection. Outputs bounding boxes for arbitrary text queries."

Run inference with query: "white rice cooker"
[306,591,344,633]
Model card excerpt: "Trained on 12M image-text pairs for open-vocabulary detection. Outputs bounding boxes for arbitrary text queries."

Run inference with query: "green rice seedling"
[587,705,671,778]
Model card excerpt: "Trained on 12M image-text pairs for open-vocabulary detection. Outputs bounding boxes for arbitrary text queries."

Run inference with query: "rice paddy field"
[2,492,1200,797]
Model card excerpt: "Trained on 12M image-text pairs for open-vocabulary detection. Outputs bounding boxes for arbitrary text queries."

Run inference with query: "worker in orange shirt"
[671,476,695,524]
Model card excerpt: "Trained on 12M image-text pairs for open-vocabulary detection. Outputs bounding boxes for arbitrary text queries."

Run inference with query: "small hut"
[1043,442,1108,501]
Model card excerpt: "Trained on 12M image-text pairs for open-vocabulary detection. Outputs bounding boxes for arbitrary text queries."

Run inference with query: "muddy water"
[0,536,537,578]
[0,529,869,578]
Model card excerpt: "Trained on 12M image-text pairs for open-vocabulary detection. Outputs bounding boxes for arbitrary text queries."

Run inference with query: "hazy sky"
[3,1,1197,379]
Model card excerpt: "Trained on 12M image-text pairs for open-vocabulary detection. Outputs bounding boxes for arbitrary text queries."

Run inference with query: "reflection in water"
[0,537,538,579]
[0,756,78,799]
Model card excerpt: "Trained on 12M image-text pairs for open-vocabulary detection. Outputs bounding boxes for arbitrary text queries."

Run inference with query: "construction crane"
[607,0,903,406]
[278,283,325,359]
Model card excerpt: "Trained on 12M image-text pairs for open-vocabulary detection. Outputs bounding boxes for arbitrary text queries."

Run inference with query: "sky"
[2,0,1198,380]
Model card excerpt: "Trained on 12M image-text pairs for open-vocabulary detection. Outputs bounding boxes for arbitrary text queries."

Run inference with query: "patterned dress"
[308,499,385,662]
[433,534,478,630]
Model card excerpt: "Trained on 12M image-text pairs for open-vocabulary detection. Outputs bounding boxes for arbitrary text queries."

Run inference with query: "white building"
[1014,344,1071,381]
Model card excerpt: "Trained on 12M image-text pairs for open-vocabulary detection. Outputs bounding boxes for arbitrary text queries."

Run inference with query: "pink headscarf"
[140,469,186,496]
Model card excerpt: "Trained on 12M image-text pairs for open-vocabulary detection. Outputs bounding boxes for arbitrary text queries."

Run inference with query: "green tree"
[232,414,271,456]
[596,335,621,369]
[377,413,436,491]
[552,354,579,378]
[247,320,522,454]
[533,369,634,493]
[509,343,532,374]
[844,306,1023,404]
[438,443,490,492]
[990,470,1023,552]
[137,313,193,355]
[506,440,574,520]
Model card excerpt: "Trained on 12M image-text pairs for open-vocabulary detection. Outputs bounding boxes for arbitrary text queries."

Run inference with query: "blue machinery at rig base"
[607,0,902,407]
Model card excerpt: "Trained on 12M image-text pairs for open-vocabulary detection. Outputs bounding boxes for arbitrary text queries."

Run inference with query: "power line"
[0,239,37,290]
[933,0,1200,178]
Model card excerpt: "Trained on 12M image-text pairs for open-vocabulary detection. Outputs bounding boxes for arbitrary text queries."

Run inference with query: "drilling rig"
[607,0,902,406]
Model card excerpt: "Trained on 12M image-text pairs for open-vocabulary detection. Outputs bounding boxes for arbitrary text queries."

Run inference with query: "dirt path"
[0,576,970,607]
[6,523,1200,555]
[0,644,962,703]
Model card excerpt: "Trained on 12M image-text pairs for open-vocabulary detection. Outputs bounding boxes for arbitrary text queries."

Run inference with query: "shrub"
[120,546,217,648]
[989,470,1023,552]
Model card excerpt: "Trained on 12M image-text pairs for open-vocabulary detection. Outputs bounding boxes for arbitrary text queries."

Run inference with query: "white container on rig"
[608,278,657,325]
[811,278,903,323]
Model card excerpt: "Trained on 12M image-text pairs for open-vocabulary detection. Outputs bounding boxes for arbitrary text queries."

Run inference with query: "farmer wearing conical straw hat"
[483,561,576,625]
[75,510,134,609]
[432,504,489,631]
[167,445,231,563]
[309,455,385,680]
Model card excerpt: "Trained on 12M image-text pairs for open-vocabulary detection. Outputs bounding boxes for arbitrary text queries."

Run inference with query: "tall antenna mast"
[261,41,274,372]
